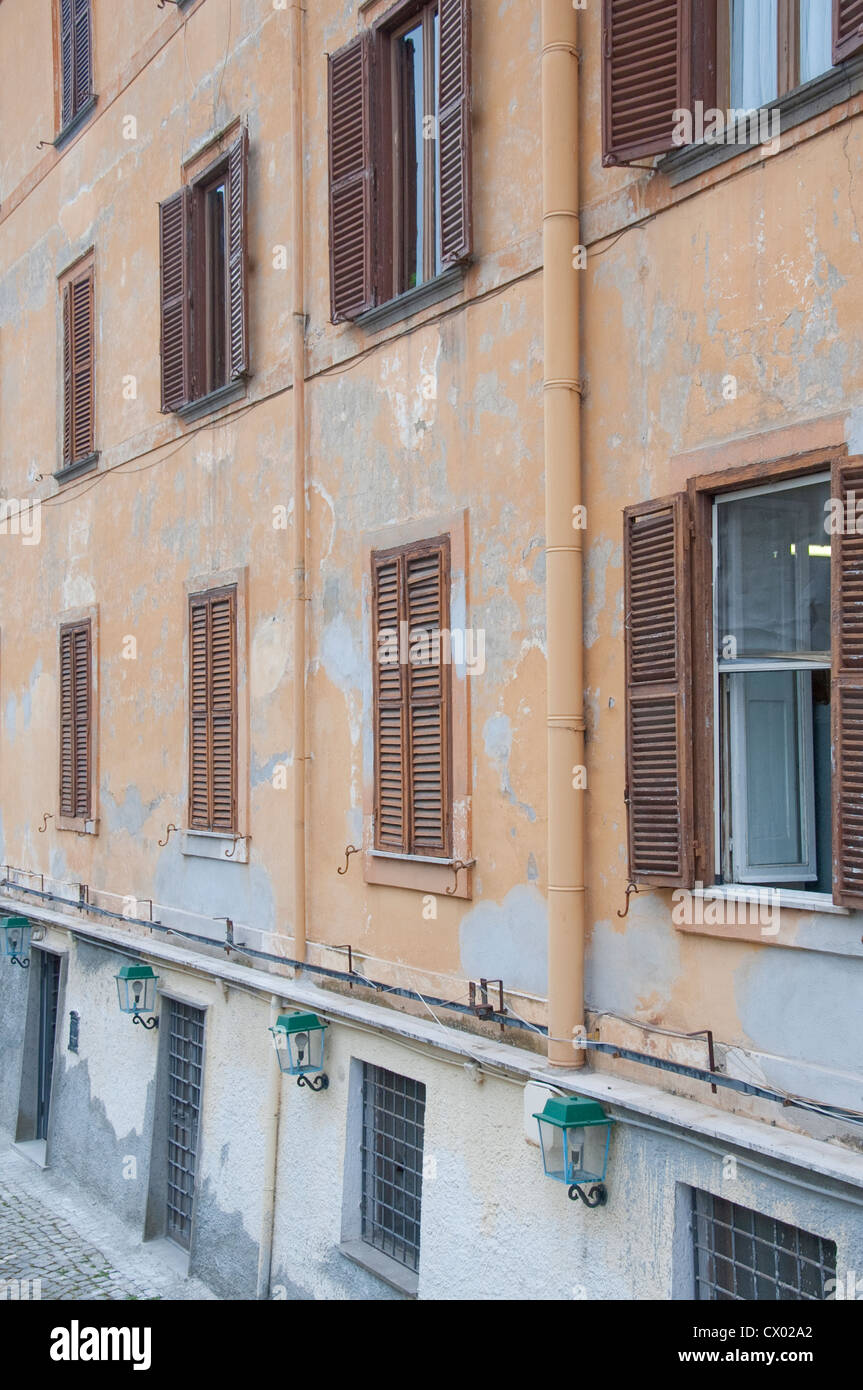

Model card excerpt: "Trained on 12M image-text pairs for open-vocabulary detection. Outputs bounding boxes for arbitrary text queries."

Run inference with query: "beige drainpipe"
[291,0,308,964]
[256,995,284,1299]
[543,0,584,1067]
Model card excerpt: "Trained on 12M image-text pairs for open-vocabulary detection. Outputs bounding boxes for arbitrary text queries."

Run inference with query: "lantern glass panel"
[572,1123,611,1184]
[537,1118,568,1183]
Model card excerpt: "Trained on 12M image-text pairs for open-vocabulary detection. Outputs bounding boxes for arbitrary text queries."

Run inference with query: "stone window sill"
[673,884,862,960]
[364,850,473,899]
[658,53,863,186]
[54,95,98,151]
[54,452,99,485]
[174,378,247,423]
[181,829,249,864]
[337,1240,418,1298]
[57,817,99,835]
[355,264,465,333]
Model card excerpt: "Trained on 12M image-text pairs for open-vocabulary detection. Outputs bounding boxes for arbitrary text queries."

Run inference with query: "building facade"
[0,0,861,1301]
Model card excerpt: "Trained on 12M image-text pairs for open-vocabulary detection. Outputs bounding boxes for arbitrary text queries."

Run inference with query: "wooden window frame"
[58,250,96,478]
[57,605,98,835]
[687,445,843,893]
[384,0,440,298]
[716,0,832,107]
[363,510,472,898]
[190,160,230,401]
[182,567,250,861]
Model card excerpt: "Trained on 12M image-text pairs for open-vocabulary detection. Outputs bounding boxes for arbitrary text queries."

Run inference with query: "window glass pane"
[730,0,778,109]
[799,0,833,84]
[716,481,831,658]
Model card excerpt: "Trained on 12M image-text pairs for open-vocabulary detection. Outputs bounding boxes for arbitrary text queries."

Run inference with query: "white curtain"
[799,0,832,84]
[730,0,778,110]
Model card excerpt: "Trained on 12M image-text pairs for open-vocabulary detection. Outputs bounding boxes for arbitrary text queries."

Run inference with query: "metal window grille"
[166,1000,205,1250]
[361,1063,426,1272]
[691,1189,837,1300]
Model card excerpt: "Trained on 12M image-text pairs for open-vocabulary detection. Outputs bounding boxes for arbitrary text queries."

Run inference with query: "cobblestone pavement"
[0,1145,218,1300]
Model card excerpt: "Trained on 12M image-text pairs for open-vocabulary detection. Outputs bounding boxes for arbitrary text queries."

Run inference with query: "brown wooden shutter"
[831,455,863,906]
[623,494,694,887]
[329,35,376,322]
[73,0,93,114]
[60,0,74,128]
[406,541,451,855]
[227,128,249,380]
[373,552,407,851]
[834,0,863,62]
[159,187,191,412]
[59,621,91,820]
[71,271,94,462]
[62,284,73,465]
[438,0,472,265]
[602,0,693,167]
[372,538,452,856]
[188,589,237,833]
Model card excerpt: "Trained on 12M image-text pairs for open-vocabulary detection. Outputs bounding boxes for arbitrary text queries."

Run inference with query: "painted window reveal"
[372,535,452,857]
[361,1064,426,1272]
[601,0,862,168]
[328,0,471,321]
[691,1189,837,1300]
[61,264,95,469]
[59,620,92,820]
[59,0,93,131]
[159,129,249,411]
[188,586,238,834]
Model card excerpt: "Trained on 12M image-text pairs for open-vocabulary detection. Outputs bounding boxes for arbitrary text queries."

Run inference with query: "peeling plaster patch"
[251,615,290,698]
[311,480,336,566]
[482,714,535,822]
[251,751,289,789]
[62,572,96,611]
[101,785,160,836]
[586,910,680,1018]
[734,950,863,1072]
[846,404,863,455]
[527,853,539,883]
[459,885,547,995]
[320,613,361,694]
[584,538,620,649]
[153,853,277,936]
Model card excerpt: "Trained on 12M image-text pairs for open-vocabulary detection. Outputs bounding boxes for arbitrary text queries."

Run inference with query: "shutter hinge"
[603,27,611,59]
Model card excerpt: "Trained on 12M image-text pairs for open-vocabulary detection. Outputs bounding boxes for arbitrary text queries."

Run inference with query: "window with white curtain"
[727,0,834,110]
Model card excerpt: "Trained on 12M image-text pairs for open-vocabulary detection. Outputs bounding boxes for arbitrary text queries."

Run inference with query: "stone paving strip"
[0,1144,218,1300]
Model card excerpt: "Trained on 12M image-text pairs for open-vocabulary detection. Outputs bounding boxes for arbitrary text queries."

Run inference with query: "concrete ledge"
[181,830,249,864]
[338,1239,417,1297]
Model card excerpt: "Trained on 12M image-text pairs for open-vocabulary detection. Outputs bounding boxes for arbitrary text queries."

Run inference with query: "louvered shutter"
[438,0,472,265]
[60,0,74,128]
[159,188,191,412]
[834,0,863,62]
[70,272,94,462]
[59,621,91,820]
[72,0,93,115]
[831,455,863,906]
[328,35,375,322]
[62,285,73,465]
[188,590,237,833]
[209,590,237,832]
[602,0,692,167]
[623,494,694,887]
[59,627,75,817]
[373,553,407,851]
[406,543,451,854]
[227,128,249,380]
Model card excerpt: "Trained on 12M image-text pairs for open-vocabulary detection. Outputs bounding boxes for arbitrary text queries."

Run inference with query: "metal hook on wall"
[158,824,178,847]
[337,845,361,876]
[616,881,640,918]
[38,813,54,834]
[224,836,242,859]
[446,859,476,895]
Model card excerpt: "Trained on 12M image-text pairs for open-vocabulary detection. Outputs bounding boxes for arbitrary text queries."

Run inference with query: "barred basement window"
[691,1189,837,1300]
[361,1064,426,1273]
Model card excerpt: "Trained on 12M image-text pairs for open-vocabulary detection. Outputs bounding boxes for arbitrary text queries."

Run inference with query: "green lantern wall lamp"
[270,1011,329,1090]
[0,916,44,968]
[534,1096,614,1208]
[115,962,160,1029]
